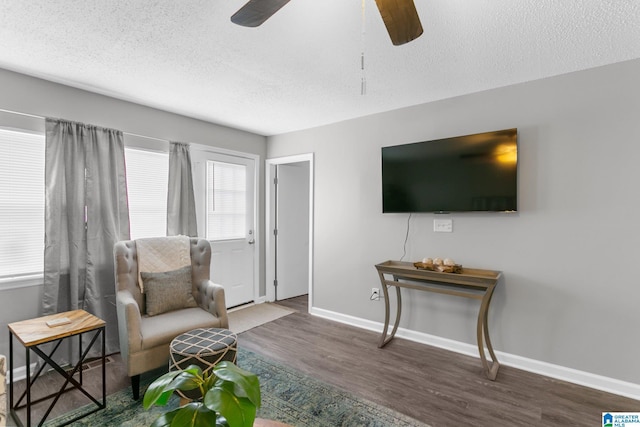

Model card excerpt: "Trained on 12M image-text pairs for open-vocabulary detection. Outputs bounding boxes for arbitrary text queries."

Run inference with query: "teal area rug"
[46,348,428,426]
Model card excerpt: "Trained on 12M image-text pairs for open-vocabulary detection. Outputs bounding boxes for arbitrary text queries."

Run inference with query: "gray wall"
[0,68,267,365]
[267,58,640,385]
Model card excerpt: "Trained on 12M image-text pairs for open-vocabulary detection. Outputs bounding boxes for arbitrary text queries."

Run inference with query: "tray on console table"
[374,260,502,380]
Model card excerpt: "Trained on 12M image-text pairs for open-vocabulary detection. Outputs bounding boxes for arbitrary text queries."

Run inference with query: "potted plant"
[143,361,261,427]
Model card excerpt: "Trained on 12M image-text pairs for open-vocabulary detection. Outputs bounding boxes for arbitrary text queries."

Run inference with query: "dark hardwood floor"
[243,296,638,427]
[7,295,638,426]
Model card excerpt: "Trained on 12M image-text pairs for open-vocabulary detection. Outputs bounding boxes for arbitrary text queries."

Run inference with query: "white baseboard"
[8,362,37,383]
[310,306,640,401]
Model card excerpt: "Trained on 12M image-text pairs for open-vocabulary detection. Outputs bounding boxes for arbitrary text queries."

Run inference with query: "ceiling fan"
[230,0,423,46]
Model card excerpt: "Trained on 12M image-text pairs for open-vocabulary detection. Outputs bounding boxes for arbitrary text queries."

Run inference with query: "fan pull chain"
[361,0,367,95]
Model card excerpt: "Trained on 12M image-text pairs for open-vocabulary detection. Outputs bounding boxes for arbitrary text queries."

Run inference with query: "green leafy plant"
[143,361,261,427]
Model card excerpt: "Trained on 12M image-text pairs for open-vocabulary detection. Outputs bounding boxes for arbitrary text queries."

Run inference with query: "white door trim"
[191,143,261,305]
[265,153,314,312]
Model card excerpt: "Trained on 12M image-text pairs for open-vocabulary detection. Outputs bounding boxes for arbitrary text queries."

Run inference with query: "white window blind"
[0,128,45,278]
[125,148,169,240]
[206,160,246,241]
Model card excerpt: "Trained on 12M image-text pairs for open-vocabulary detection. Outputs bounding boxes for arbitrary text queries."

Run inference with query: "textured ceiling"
[1,0,639,136]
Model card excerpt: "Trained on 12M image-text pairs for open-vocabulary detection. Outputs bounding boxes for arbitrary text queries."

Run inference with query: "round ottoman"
[169,328,238,399]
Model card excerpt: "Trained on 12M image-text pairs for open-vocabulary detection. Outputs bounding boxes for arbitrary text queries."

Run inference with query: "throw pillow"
[142,266,197,316]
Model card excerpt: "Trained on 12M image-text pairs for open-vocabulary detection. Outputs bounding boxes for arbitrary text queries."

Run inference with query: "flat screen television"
[381,128,518,213]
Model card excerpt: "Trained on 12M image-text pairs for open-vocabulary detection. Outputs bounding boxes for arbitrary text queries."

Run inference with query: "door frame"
[265,153,314,310]
[191,143,261,305]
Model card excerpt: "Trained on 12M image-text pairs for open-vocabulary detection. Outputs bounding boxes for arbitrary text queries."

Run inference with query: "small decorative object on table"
[414,257,462,273]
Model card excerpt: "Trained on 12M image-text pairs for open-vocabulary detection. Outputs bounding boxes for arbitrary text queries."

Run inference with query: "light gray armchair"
[114,237,228,400]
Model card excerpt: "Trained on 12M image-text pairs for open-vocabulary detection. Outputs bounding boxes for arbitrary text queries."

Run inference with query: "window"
[124,148,169,240]
[0,137,170,280]
[0,128,45,279]
[206,160,246,241]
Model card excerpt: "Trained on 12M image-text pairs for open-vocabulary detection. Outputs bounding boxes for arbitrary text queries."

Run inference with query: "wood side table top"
[8,309,105,347]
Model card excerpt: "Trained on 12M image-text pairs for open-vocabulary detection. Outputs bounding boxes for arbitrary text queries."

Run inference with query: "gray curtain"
[167,141,197,236]
[43,118,130,355]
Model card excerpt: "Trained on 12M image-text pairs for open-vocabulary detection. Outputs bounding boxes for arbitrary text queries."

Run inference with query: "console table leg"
[483,287,499,366]
[378,279,392,347]
[378,275,402,348]
[477,284,500,380]
[390,286,402,339]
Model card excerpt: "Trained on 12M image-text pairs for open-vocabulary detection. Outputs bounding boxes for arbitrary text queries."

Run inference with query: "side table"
[8,310,106,426]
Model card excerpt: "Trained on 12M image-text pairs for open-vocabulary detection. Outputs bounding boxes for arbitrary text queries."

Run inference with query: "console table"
[8,310,106,426]
[375,260,502,380]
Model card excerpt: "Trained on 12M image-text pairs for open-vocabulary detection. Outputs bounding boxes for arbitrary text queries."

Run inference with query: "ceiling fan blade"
[231,0,291,27]
[374,0,423,46]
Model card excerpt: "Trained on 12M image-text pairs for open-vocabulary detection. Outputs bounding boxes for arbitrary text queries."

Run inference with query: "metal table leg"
[9,327,106,426]
[378,274,403,348]
[477,283,500,380]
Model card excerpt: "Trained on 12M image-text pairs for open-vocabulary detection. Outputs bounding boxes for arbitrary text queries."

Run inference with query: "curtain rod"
[0,107,169,143]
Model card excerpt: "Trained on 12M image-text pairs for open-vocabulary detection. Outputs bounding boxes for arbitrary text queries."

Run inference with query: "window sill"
[0,274,44,290]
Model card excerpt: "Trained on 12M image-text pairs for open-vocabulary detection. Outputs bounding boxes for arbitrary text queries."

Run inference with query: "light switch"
[434,219,453,232]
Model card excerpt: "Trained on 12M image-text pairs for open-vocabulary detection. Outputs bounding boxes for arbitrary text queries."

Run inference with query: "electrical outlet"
[371,288,380,301]
[434,218,453,232]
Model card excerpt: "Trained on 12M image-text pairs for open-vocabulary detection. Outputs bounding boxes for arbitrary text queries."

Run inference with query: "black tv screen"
[382,128,518,213]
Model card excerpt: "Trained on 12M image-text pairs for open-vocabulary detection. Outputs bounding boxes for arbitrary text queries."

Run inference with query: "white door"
[275,162,310,300]
[193,151,256,308]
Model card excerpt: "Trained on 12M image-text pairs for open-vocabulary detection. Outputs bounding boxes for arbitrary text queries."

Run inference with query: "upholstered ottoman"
[169,328,238,398]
